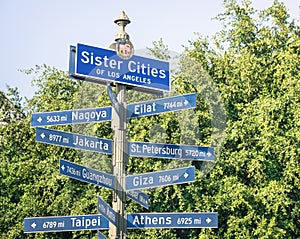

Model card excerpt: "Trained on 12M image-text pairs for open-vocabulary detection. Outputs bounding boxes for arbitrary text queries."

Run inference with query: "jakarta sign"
[69,44,170,93]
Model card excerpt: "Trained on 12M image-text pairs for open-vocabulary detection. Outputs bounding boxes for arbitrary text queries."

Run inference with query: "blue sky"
[0,0,298,99]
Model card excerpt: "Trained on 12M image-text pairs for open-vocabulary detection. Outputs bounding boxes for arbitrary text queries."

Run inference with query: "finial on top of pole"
[110,11,134,60]
[114,11,131,26]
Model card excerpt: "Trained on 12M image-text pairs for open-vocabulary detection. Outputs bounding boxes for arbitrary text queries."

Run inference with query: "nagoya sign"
[31,106,112,127]
[69,43,170,92]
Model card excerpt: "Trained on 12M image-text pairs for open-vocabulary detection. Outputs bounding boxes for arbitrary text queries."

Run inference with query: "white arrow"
[207,151,212,158]
[183,172,189,178]
[61,165,65,171]
[37,117,43,123]
[31,222,37,228]
[40,133,45,139]
[206,217,212,224]
[184,100,188,106]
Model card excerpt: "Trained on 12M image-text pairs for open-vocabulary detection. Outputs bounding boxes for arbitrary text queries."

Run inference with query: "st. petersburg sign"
[69,44,170,93]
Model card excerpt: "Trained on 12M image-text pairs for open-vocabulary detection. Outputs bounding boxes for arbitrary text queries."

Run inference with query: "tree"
[0,66,111,238]
[185,0,300,238]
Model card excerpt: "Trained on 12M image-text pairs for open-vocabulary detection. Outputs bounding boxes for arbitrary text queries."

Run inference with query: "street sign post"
[110,83,128,238]
[60,159,114,190]
[97,196,117,226]
[126,166,195,190]
[129,141,214,161]
[24,215,109,233]
[35,127,112,154]
[127,93,196,118]
[127,212,218,229]
[31,106,112,127]
[69,43,170,93]
[27,12,218,239]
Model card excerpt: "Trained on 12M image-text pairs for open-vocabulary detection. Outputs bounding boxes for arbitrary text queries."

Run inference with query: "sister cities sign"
[69,43,170,93]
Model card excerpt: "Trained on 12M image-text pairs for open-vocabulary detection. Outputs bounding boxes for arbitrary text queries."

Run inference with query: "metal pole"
[110,84,128,239]
[109,11,133,239]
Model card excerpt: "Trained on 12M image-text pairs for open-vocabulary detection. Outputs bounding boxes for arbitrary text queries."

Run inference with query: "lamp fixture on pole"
[110,11,134,60]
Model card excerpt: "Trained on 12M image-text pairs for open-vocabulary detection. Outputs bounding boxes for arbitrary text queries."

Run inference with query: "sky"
[0,0,299,99]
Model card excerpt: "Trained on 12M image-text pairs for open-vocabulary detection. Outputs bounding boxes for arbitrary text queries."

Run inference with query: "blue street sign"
[31,106,112,127]
[129,141,214,161]
[97,196,117,226]
[36,127,112,154]
[69,43,170,93]
[127,212,218,229]
[127,93,196,118]
[107,84,120,115]
[126,166,195,190]
[24,214,109,233]
[127,190,149,209]
[30,93,196,127]
[59,159,114,190]
[59,159,149,208]
[98,231,108,239]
